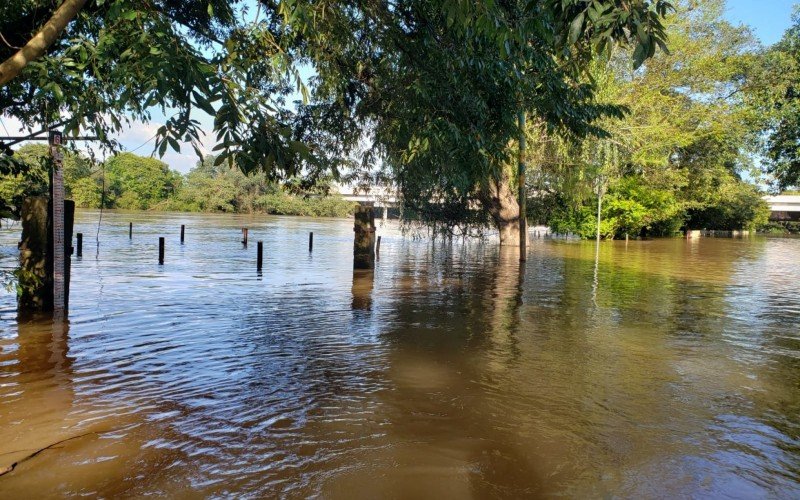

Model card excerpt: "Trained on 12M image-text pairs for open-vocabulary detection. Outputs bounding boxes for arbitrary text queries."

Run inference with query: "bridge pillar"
[353,203,376,269]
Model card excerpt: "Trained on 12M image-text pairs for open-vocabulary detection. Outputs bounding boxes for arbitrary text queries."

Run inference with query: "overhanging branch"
[0,0,89,87]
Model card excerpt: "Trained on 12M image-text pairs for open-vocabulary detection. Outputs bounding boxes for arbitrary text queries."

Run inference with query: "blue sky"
[725,0,797,45]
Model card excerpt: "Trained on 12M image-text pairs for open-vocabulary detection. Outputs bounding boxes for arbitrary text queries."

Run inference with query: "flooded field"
[0,211,798,498]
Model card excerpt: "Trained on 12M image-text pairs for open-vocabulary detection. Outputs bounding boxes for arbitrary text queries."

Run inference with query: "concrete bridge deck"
[765,195,800,221]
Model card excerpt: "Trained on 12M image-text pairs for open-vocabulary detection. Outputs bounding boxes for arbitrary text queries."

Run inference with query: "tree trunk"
[0,0,88,87]
[479,173,525,246]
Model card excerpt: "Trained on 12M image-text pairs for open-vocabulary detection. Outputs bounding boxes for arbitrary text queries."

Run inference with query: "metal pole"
[518,111,527,262]
[49,131,66,313]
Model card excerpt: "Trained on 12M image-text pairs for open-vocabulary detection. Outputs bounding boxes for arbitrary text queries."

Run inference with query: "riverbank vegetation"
[1,0,798,238]
[0,147,355,218]
[526,0,781,238]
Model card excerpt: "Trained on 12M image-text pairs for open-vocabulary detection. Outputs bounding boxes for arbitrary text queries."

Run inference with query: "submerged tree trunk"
[479,172,524,246]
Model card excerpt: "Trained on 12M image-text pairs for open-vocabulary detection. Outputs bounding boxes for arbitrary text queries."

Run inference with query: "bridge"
[765,195,800,221]
[334,189,800,223]
[335,184,399,219]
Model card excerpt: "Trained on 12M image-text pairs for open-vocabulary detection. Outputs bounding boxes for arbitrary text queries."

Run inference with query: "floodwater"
[0,211,799,498]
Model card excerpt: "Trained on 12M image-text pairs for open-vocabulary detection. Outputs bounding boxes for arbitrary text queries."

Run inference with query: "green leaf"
[568,12,585,45]
[289,140,310,159]
[632,42,647,69]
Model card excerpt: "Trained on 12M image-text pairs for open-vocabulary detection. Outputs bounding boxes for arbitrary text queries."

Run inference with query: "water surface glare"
[1,211,799,498]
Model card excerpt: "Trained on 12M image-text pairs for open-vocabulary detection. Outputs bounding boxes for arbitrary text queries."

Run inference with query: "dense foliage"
[0,0,317,179]
[529,0,771,238]
[757,6,800,190]
[289,0,672,241]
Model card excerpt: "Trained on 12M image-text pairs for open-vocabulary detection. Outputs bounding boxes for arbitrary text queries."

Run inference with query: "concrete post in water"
[353,203,376,270]
[180,224,185,244]
[242,228,248,246]
[159,237,165,265]
[309,232,313,253]
[18,197,74,314]
[257,241,263,272]
[685,229,701,239]
[76,233,82,257]
[129,222,133,239]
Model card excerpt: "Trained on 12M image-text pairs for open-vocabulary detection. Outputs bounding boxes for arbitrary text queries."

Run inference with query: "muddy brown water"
[0,211,798,498]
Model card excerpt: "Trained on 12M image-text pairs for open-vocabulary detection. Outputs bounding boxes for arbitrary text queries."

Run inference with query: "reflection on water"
[0,211,799,497]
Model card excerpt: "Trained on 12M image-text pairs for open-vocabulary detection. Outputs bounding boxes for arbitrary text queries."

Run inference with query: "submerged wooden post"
[76,232,83,257]
[158,237,165,265]
[309,232,313,252]
[242,228,248,246]
[129,222,133,239]
[353,203,376,269]
[257,241,263,272]
[180,224,185,244]
[376,235,381,259]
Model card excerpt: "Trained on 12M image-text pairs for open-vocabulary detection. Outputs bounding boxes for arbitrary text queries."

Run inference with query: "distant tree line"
[0,146,355,219]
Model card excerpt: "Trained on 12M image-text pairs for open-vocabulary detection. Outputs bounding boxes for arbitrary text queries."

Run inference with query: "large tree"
[288,0,672,243]
[757,6,800,190]
[2,0,671,243]
[530,0,770,238]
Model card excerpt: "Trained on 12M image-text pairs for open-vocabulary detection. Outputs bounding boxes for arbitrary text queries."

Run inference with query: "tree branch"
[0,0,88,87]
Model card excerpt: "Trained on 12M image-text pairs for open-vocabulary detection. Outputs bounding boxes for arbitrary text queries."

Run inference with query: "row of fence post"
[78,203,383,271]
[117,225,360,269]
[77,224,384,267]
[25,205,383,315]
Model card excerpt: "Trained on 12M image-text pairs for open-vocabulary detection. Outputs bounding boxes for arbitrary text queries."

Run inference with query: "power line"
[125,130,159,154]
